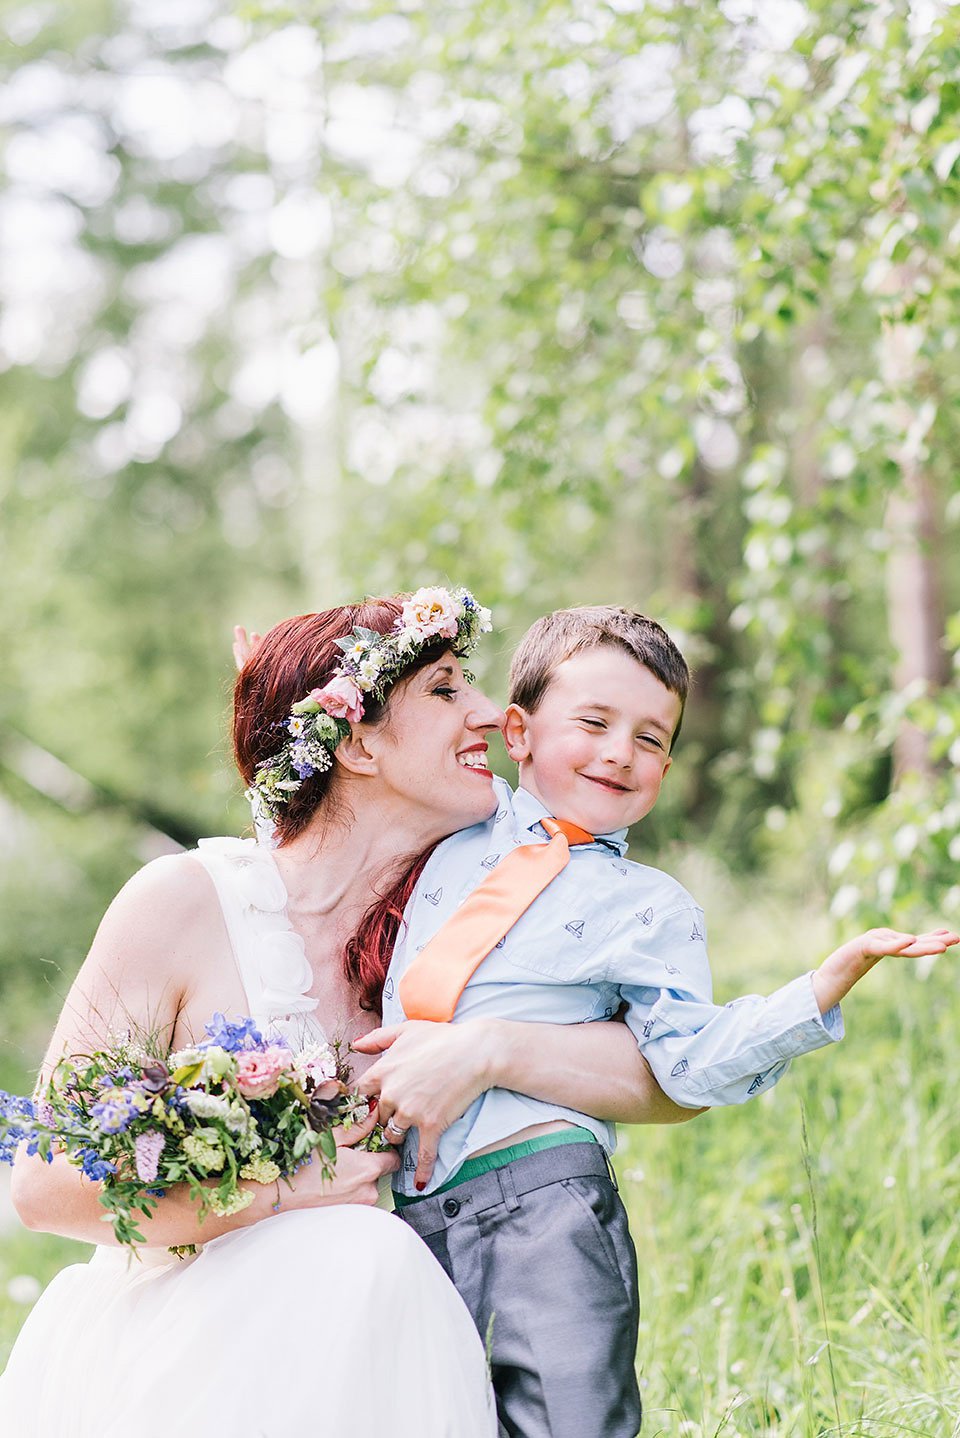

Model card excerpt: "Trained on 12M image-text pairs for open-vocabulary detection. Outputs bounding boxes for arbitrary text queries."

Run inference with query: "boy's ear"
[334,726,380,777]
[503,704,532,763]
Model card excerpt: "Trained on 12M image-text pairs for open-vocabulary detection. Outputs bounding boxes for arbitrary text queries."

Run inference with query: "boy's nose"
[602,732,634,767]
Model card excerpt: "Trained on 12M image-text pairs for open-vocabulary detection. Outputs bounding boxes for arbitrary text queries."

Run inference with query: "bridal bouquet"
[0,1013,373,1250]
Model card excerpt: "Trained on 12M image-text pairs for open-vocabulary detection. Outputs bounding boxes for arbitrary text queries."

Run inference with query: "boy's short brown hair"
[508,606,690,747]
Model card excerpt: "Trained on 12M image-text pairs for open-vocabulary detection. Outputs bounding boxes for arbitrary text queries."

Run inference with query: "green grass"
[2,850,958,1433]
[617,851,960,1436]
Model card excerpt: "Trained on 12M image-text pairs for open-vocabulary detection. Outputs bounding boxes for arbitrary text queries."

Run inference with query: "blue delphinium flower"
[167,1085,192,1117]
[77,1147,117,1182]
[201,1013,264,1053]
[0,1093,34,1122]
[0,1093,36,1164]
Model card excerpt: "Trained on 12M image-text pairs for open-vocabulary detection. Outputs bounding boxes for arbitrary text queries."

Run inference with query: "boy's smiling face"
[503,645,682,835]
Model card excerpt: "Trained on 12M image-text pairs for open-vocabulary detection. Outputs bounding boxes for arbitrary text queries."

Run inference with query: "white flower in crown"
[401,586,464,641]
[395,627,420,653]
[358,653,383,686]
[287,714,308,738]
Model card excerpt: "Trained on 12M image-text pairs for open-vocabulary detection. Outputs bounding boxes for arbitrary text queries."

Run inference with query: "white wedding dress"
[0,838,497,1437]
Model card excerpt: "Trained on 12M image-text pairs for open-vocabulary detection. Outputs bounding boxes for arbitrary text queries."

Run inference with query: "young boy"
[377,606,956,1438]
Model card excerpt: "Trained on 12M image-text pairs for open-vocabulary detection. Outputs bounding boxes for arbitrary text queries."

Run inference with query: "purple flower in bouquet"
[138,1062,170,1093]
[134,1131,166,1183]
[201,1013,264,1053]
[91,1090,142,1135]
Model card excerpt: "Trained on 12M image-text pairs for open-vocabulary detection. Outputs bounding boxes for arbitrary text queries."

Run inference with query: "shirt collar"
[512,784,629,857]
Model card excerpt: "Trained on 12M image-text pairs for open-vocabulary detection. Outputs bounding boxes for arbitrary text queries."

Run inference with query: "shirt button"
[441,1197,460,1218]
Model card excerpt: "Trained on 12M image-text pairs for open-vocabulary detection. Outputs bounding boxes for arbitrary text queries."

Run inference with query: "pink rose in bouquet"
[235,1045,293,1099]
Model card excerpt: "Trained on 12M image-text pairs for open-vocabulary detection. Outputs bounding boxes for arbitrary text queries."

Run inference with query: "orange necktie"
[398,817,595,1022]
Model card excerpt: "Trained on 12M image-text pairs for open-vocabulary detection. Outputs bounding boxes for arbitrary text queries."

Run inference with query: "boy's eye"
[580,717,605,729]
[638,734,665,751]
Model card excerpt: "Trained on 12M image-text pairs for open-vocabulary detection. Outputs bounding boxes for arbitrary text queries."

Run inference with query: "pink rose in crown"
[310,676,364,724]
[234,1046,293,1099]
[401,587,462,640]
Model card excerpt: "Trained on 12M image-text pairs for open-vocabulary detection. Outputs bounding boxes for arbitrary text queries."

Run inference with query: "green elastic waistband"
[394,1126,598,1209]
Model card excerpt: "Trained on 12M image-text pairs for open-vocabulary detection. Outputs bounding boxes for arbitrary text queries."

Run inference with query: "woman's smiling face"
[503,645,681,835]
[372,654,506,840]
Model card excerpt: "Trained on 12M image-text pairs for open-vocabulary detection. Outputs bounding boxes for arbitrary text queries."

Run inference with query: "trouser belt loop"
[498,1161,520,1213]
[604,1150,620,1192]
[396,1143,612,1238]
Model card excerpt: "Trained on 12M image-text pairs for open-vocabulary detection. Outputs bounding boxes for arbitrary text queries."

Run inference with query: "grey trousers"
[398,1142,641,1438]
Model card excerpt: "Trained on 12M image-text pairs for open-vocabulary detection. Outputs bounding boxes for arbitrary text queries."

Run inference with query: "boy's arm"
[620,920,958,1110]
[354,1017,698,1190]
[811,927,958,1012]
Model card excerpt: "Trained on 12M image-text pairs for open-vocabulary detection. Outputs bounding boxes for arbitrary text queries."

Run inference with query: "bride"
[1,587,684,1436]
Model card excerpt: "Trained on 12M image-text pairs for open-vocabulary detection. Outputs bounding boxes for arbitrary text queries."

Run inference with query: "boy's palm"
[855,926,958,960]
[813,925,959,1013]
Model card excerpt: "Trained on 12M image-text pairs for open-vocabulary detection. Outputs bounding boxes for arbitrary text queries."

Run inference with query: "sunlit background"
[2,0,959,1016]
[3,2,960,1426]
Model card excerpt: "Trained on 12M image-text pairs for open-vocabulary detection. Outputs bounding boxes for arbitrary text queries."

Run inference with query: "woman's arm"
[11,857,396,1246]
[12,1117,396,1247]
[354,1016,702,1189]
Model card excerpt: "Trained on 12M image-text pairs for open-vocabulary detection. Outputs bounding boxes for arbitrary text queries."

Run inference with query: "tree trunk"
[882,302,947,782]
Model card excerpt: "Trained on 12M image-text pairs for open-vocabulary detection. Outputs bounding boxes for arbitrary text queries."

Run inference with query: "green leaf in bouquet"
[318,1128,337,1163]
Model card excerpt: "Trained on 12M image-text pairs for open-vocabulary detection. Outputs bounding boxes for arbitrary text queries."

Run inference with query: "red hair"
[344,846,437,1012]
[232,599,448,1008]
[234,603,406,843]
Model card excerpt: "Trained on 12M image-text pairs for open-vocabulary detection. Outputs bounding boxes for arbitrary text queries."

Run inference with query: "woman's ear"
[503,704,532,764]
[334,726,380,777]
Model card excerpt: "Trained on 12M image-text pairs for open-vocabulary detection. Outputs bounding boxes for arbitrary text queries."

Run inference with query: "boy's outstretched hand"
[812,926,959,1013]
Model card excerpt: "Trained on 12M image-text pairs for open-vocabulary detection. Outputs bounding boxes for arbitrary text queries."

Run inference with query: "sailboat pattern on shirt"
[384,773,842,1194]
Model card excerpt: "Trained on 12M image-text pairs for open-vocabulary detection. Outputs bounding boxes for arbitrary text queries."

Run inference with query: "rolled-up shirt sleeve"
[613,904,844,1108]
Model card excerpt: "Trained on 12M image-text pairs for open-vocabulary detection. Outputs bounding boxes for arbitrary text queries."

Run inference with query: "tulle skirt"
[0,1206,497,1437]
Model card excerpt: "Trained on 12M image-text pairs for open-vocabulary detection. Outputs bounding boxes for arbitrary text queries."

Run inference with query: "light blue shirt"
[384,777,843,1196]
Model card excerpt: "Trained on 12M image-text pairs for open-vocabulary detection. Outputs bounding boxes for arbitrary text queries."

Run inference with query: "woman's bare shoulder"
[110,850,215,921]
[83,850,226,982]
[40,853,226,1067]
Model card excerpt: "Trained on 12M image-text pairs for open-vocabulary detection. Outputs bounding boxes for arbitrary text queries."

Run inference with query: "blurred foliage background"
[1,0,959,1089]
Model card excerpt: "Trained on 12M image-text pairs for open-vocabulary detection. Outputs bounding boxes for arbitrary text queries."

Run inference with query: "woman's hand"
[282,1103,399,1211]
[354,1014,701,1190]
[353,1023,496,1191]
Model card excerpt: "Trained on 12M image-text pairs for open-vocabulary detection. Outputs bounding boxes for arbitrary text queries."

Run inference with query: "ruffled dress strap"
[194,837,321,1040]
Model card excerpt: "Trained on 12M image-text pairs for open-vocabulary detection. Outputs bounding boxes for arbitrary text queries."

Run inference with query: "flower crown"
[248,586,492,825]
